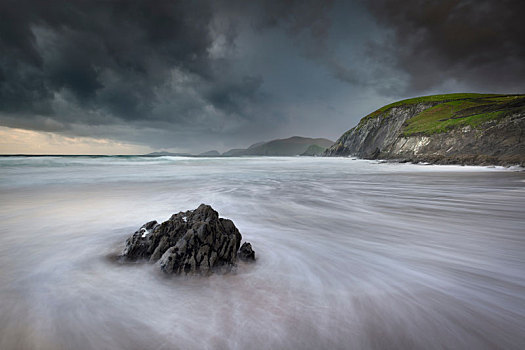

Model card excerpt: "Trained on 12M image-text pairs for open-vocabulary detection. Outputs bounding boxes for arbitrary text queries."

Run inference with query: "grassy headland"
[361,93,525,136]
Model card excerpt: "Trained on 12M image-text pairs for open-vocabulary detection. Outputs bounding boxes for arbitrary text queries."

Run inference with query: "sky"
[0,0,524,154]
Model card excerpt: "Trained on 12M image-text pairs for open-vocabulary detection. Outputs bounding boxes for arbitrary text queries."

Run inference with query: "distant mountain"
[222,148,247,156]
[300,144,327,156]
[144,151,192,157]
[198,150,221,156]
[223,136,334,156]
[247,141,266,149]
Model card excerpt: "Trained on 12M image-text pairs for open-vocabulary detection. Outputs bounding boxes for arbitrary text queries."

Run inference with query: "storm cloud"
[0,0,523,152]
[366,0,525,93]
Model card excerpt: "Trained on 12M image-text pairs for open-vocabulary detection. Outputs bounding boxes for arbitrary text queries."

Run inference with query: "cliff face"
[325,94,525,166]
[325,103,433,158]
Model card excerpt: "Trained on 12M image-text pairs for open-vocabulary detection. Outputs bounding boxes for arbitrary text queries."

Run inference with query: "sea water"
[0,156,524,349]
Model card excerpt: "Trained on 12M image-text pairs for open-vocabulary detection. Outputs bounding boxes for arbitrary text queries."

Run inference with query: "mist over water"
[0,156,524,349]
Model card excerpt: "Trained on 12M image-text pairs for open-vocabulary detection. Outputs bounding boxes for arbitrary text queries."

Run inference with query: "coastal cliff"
[324,94,525,166]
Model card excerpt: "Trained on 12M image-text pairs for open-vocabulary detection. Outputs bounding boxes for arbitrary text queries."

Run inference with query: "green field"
[361,93,525,136]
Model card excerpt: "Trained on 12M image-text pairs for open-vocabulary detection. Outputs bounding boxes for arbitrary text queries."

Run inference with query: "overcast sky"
[1,0,524,154]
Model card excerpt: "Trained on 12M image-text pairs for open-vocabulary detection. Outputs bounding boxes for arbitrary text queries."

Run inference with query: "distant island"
[325,93,525,166]
[146,136,334,157]
[143,151,193,157]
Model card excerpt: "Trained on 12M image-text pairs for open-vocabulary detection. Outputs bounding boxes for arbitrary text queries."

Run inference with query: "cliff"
[324,93,525,166]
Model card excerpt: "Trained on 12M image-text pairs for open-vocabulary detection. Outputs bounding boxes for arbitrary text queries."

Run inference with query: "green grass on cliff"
[361,93,525,136]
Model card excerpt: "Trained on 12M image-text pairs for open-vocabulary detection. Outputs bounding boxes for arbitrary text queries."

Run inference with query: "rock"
[120,204,254,275]
[238,242,256,261]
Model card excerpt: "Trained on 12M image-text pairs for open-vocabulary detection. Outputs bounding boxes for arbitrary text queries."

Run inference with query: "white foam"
[140,228,150,238]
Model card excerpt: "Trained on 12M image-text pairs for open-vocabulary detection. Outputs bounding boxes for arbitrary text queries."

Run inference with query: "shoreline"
[364,154,525,168]
[1,153,523,168]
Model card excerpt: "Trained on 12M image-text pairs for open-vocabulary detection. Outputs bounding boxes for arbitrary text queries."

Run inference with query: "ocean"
[0,156,524,349]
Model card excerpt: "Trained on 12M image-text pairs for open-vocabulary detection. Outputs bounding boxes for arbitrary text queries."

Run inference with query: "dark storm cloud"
[0,0,214,115]
[251,0,362,85]
[0,0,339,151]
[1,0,523,152]
[366,0,525,93]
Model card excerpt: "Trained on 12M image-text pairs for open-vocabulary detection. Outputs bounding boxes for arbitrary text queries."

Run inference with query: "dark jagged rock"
[238,242,256,261]
[120,204,254,275]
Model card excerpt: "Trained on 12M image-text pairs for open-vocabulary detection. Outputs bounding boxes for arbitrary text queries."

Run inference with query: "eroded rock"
[120,204,255,275]
[238,242,256,261]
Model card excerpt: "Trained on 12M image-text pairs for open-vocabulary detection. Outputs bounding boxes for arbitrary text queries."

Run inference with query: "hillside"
[325,93,525,165]
[198,150,221,156]
[144,151,192,157]
[223,136,333,156]
[300,144,327,156]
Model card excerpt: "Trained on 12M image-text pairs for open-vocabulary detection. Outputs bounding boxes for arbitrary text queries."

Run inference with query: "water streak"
[0,157,524,349]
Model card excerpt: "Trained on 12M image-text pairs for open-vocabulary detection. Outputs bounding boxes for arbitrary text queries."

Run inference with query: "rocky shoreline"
[370,154,524,167]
